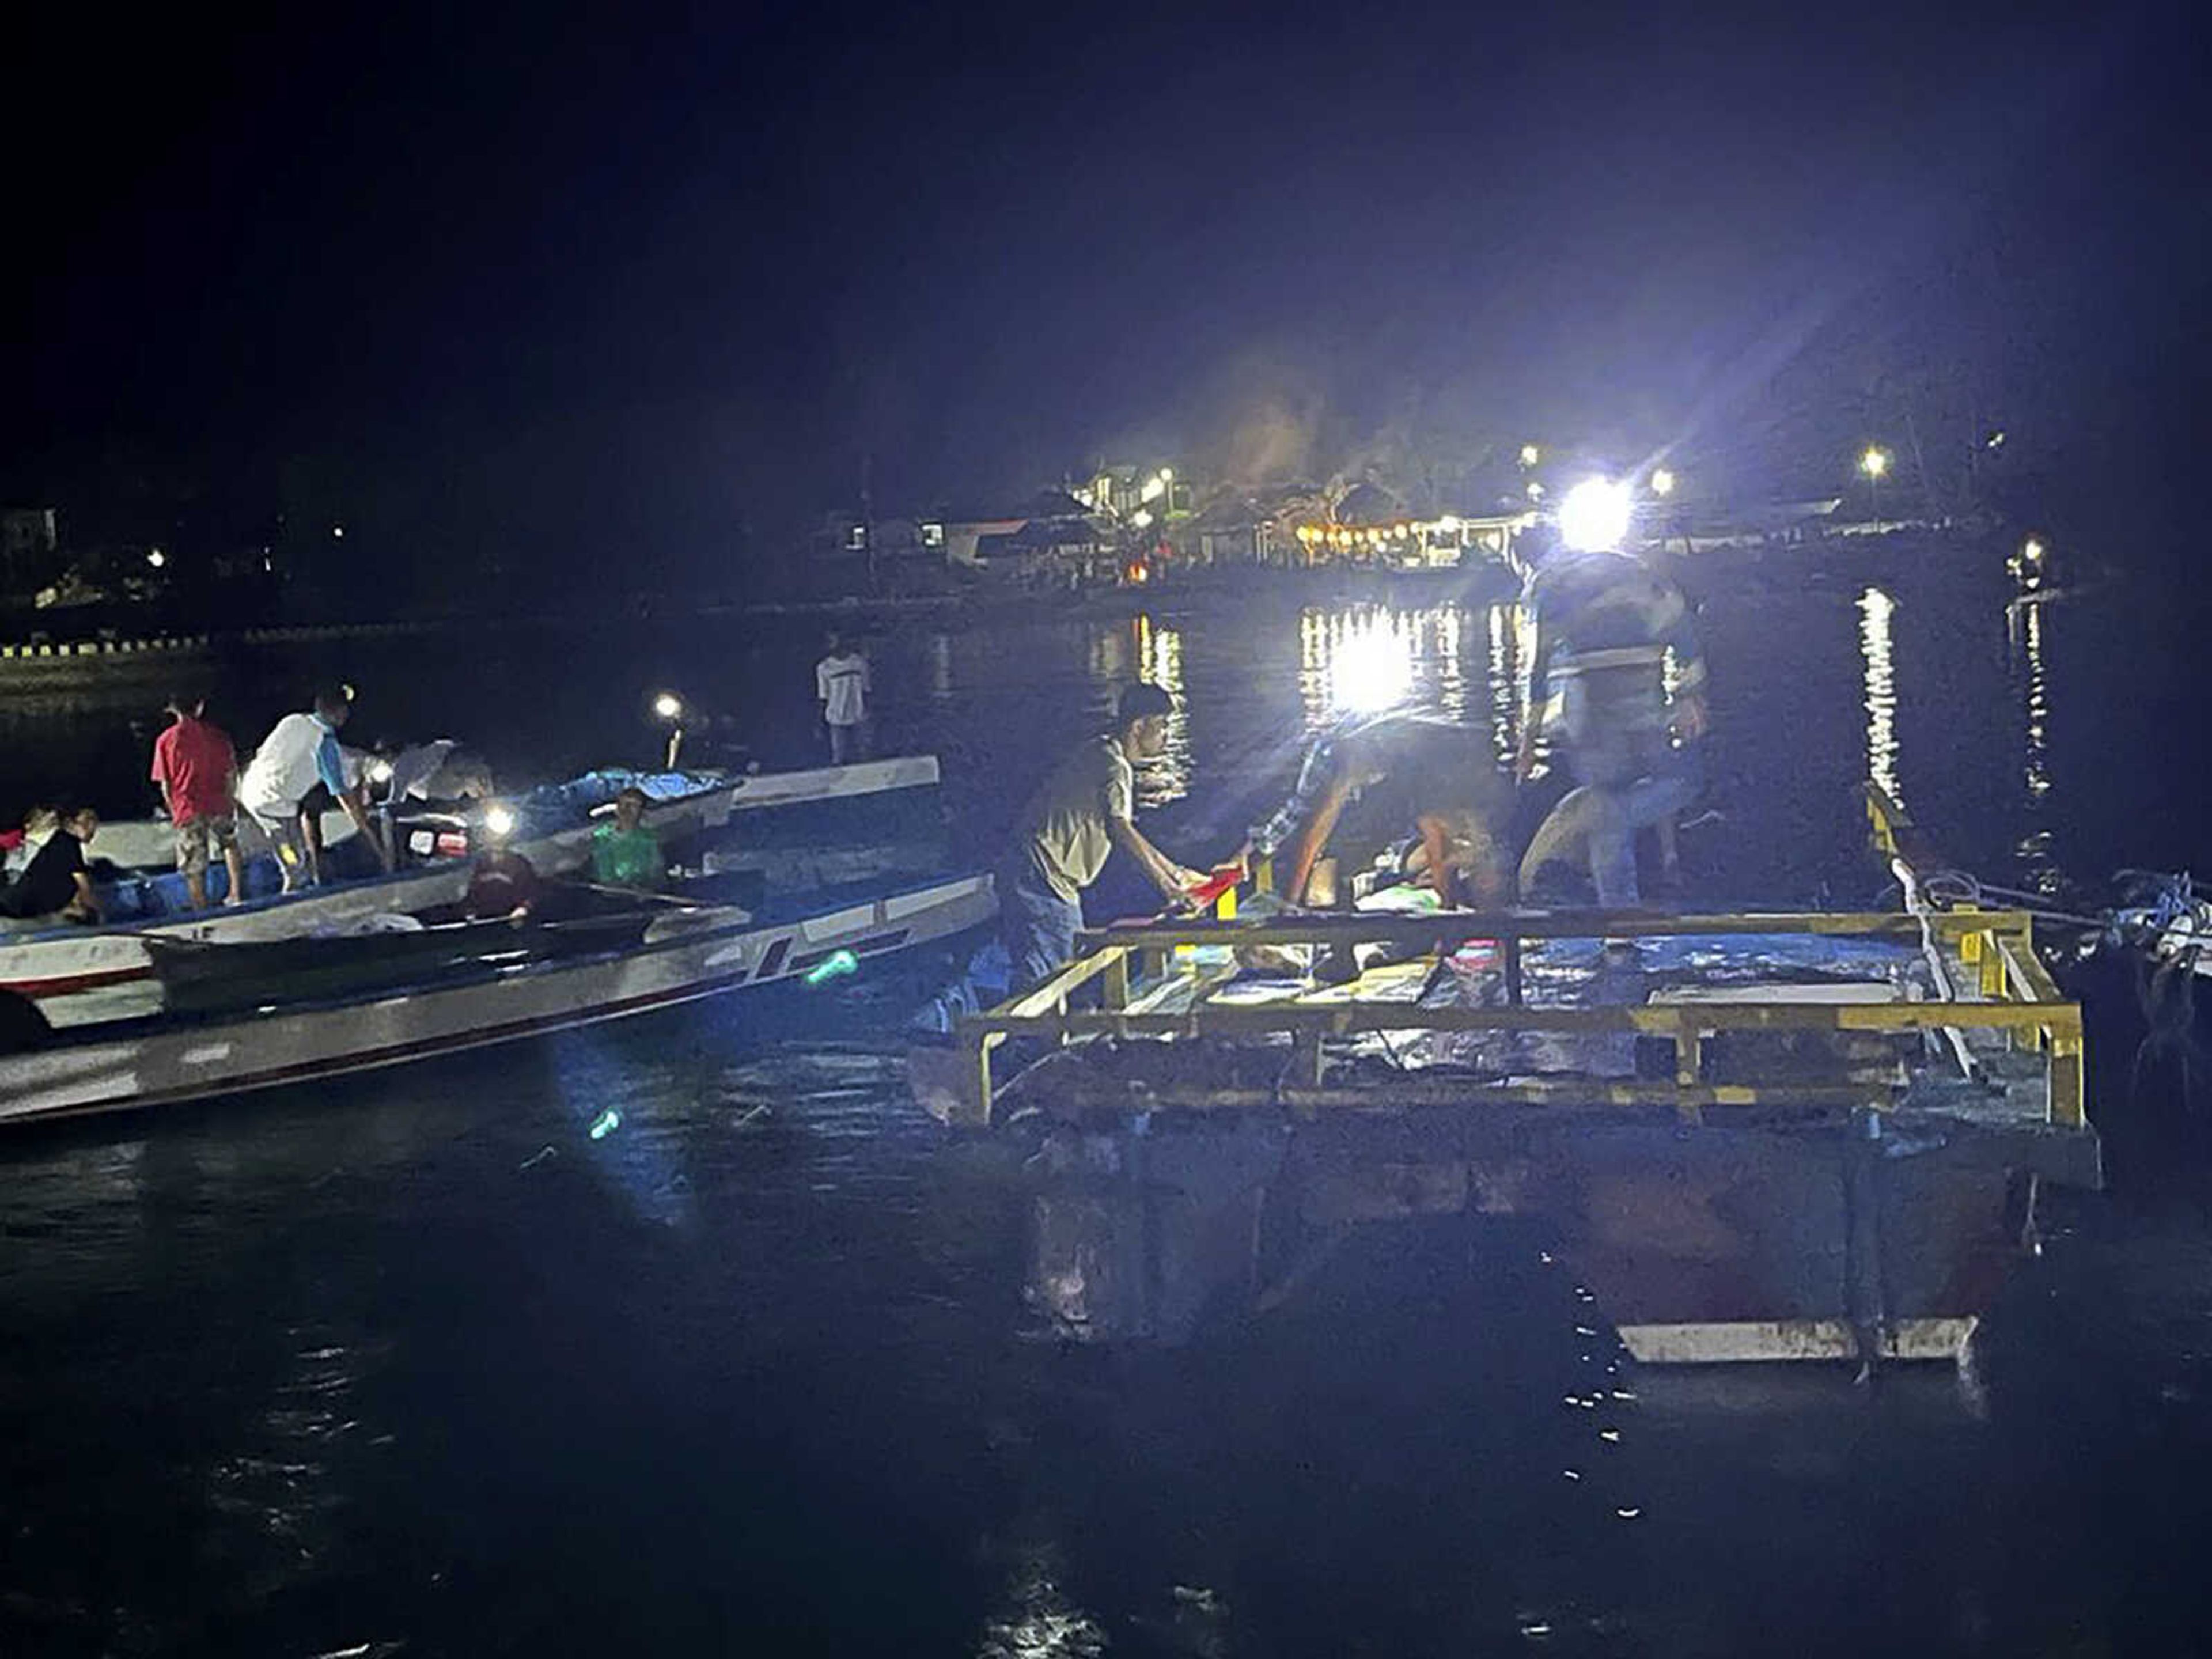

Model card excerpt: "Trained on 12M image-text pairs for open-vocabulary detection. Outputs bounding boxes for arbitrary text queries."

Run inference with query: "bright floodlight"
[146,548,166,568]
[2022,537,2045,563]
[369,757,395,786]
[1650,468,1676,498]
[1558,478,1633,552]
[1159,467,1173,482]
[483,804,517,839]
[1860,447,1890,480]
[1519,444,1541,467]
[652,691,683,721]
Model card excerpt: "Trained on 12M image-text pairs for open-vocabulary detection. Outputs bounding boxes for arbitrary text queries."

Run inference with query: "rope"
[1895,858,1980,1081]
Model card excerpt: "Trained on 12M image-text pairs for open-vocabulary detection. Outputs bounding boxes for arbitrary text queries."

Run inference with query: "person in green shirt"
[592,786,666,891]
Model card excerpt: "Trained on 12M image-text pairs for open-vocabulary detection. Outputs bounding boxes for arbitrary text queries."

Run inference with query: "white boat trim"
[726,755,938,809]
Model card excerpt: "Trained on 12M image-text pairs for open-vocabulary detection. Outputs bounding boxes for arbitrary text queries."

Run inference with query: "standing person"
[150,690,248,908]
[238,685,393,892]
[1515,533,1707,907]
[0,805,101,923]
[916,682,1206,1033]
[815,632,873,764]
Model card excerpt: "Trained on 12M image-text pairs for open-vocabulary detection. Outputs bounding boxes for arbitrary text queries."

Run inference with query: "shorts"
[175,815,239,876]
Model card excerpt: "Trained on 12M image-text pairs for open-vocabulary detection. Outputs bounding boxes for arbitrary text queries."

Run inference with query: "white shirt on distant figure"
[816,650,872,728]
[240,711,348,821]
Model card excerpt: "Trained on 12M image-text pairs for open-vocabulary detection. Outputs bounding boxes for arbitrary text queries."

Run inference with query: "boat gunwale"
[10,870,995,1053]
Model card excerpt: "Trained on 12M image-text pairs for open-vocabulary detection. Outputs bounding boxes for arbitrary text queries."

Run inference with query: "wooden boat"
[0,870,996,1126]
[0,755,942,1023]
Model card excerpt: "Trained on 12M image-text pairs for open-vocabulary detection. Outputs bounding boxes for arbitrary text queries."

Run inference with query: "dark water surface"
[5,552,2212,1656]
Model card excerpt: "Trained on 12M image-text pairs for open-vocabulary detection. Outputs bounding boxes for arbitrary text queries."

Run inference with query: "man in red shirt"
[151,691,247,908]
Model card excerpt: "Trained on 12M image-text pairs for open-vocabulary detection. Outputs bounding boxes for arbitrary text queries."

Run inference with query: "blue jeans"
[914,865,1081,1035]
[1572,729,1702,908]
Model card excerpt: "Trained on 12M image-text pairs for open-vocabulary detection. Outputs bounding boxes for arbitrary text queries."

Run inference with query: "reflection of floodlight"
[1132,508,1154,529]
[653,691,683,721]
[1558,478,1634,553]
[1650,468,1676,498]
[1859,446,1890,480]
[146,548,166,568]
[1332,625,1413,713]
[1519,444,1541,467]
[483,804,517,839]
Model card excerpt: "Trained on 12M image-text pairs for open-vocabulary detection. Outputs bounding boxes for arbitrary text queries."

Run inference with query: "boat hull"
[0,872,994,1125]
[2,756,942,1018]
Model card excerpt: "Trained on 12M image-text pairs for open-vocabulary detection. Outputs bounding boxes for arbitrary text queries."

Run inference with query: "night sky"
[5,1,2205,582]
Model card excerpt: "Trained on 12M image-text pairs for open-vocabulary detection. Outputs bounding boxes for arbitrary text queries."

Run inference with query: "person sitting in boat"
[0,805,102,925]
[238,685,395,893]
[591,786,666,891]
[1241,711,1517,909]
[1514,522,1706,907]
[915,682,1206,1034]
[1,805,58,882]
[151,690,248,910]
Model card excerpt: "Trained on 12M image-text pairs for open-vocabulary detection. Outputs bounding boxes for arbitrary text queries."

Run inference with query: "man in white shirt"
[238,685,392,891]
[815,633,873,764]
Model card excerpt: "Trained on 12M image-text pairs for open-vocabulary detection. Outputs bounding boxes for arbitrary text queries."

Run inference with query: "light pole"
[1859,446,1891,522]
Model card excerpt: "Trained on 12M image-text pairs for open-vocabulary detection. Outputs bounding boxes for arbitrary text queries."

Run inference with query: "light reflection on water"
[2013,599,2063,895]
[1291,602,1516,739]
[976,1552,1110,1659]
[1858,586,1903,807]
[1133,613,1191,808]
[1487,603,1520,770]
